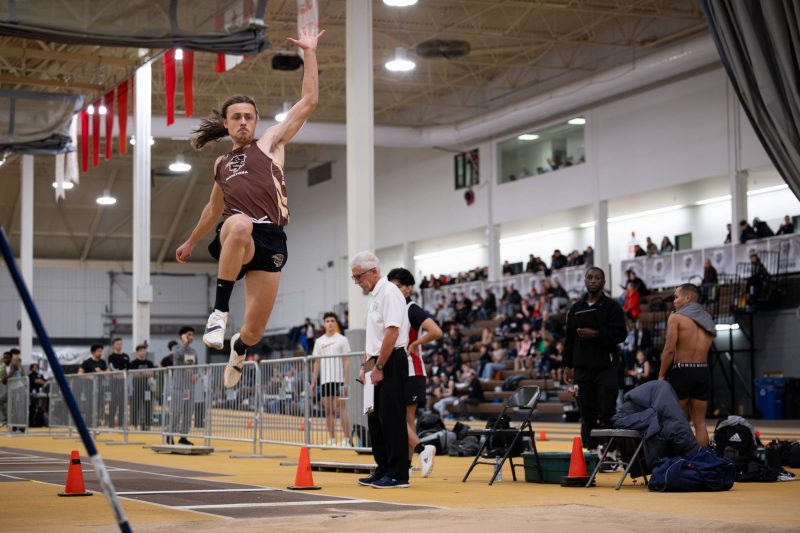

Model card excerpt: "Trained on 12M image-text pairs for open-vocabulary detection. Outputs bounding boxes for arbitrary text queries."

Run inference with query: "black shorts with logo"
[405,375,427,408]
[208,220,288,280]
[667,363,710,401]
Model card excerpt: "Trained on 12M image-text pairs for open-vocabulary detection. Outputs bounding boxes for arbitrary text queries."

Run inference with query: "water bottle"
[494,456,503,482]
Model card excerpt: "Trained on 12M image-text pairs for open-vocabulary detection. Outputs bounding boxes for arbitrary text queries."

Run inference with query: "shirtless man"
[658,283,715,447]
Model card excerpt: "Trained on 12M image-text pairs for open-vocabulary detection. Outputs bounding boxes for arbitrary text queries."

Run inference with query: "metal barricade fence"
[304,352,370,451]
[41,354,374,452]
[258,356,307,446]
[6,376,29,429]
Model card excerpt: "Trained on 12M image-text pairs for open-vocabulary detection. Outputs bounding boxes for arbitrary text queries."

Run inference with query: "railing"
[6,353,372,454]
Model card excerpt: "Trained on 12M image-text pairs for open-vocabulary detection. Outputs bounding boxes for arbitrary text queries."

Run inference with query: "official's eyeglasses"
[351,267,376,282]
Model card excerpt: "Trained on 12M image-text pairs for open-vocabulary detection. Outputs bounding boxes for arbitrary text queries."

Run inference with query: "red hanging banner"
[164,49,176,126]
[117,80,128,154]
[183,50,194,117]
[80,110,89,173]
[91,100,100,168]
[104,90,114,160]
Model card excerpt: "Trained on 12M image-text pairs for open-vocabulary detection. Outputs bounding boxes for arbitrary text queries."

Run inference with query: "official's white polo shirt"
[366,276,409,356]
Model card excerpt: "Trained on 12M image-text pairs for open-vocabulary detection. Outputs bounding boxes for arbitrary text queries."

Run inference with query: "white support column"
[727,83,747,232]
[593,199,609,286]
[487,224,501,282]
[133,56,153,349]
[402,241,415,274]
[345,0,374,352]
[19,155,34,364]
[481,140,501,282]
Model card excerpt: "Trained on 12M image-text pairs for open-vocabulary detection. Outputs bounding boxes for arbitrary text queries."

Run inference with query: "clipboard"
[575,308,600,330]
[362,356,378,372]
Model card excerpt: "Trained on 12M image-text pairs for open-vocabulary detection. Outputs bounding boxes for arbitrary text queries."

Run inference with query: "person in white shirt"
[351,251,411,489]
[310,312,351,446]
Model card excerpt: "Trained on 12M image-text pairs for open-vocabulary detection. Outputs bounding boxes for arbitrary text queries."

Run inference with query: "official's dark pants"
[575,365,618,450]
[368,348,409,481]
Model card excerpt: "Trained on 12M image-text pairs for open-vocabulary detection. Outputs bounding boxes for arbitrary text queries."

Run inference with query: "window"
[498,119,586,184]
[454,149,479,190]
[675,233,692,251]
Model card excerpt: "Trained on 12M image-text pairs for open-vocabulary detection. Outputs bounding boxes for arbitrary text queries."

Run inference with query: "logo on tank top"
[225,153,247,177]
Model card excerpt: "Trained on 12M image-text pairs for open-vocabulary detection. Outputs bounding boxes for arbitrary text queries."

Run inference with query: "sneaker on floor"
[178,437,194,446]
[223,332,245,388]
[358,473,382,487]
[326,438,338,446]
[202,309,228,349]
[419,444,436,478]
[371,476,409,489]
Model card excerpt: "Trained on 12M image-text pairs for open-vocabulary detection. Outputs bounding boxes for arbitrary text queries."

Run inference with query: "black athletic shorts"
[667,363,710,401]
[320,382,343,398]
[208,220,288,280]
[405,375,427,407]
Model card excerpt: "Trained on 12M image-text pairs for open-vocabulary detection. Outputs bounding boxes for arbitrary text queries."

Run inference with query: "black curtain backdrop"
[701,0,800,201]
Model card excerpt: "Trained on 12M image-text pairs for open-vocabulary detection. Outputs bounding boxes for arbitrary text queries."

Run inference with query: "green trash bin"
[522,451,599,484]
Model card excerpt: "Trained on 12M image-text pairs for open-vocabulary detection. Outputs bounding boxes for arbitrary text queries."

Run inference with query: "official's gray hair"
[350,251,380,272]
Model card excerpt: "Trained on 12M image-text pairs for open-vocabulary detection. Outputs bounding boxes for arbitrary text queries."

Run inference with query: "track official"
[352,251,411,489]
[564,266,627,450]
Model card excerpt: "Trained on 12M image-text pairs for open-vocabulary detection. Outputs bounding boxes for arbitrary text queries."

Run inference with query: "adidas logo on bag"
[729,433,742,443]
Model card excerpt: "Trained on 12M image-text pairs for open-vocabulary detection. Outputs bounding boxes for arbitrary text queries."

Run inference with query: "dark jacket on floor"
[613,380,699,468]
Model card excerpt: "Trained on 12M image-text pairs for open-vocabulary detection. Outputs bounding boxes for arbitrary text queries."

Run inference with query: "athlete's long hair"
[191,95,260,150]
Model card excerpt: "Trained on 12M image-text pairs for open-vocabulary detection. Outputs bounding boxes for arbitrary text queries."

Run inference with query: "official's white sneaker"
[202,309,228,350]
[419,444,436,478]
[223,333,245,388]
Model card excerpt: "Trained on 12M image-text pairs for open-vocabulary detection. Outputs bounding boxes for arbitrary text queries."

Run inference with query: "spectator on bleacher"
[550,279,569,312]
[660,236,674,253]
[525,254,537,273]
[701,258,718,303]
[566,250,584,267]
[478,327,494,348]
[508,284,522,315]
[475,344,491,378]
[484,289,497,317]
[472,293,487,320]
[502,260,513,277]
[512,333,534,371]
[747,253,770,305]
[633,244,646,257]
[548,341,565,383]
[481,340,508,380]
[429,352,446,378]
[456,367,484,420]
[724,223,732,244]
[739,219,758,243]
[551,249,568,270]
[435,303,455,326]
[583,246,594,266]
[645,237,659,257]
[443,345,462,378]
[626,269,647,295]
[564,266,628,452]
[777,215,795,235]
[753,217,774,239]
[627,350,652,388]
[455,293,473,325]
[623,281,641,321]
[431,374,456,419]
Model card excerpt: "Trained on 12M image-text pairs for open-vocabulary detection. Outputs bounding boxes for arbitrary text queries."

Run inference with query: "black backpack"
[416,410,445,434]
[713,417,758,462]
[447,435,480,456]
[483,415,527,457]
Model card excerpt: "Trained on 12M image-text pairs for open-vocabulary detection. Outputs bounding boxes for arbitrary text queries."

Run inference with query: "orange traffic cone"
[561,436,590,487]
[539,430,547,441]
[287,446,321,490]
[58,450,93,497]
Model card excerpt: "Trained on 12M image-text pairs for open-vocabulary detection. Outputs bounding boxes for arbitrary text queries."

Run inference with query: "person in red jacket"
[623,282,641,322]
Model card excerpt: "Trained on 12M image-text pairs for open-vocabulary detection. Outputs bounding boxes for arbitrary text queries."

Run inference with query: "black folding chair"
[462,385,543,485]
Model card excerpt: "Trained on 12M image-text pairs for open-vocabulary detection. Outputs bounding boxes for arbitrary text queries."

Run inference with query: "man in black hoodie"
[564,267,627,450]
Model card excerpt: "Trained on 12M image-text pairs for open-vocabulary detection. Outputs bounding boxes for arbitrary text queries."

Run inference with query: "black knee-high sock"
[214,279,235,313]
[233,336,253,355]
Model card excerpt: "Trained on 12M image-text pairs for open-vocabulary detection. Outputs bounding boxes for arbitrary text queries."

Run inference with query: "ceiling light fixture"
[52,181,75,190]
[517,134,539,141]
[747,184,789,196]
[168,154,191,173]
[175,48,184,61]
[694,194,732,206]
[96,190,117,206]
[413,244,481,261]
[98,104,107,115]
[87,104,95,115]
[567,117,586,125]
[275,102,291,123]
[382,0,418,6]
[385,47,415,72]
